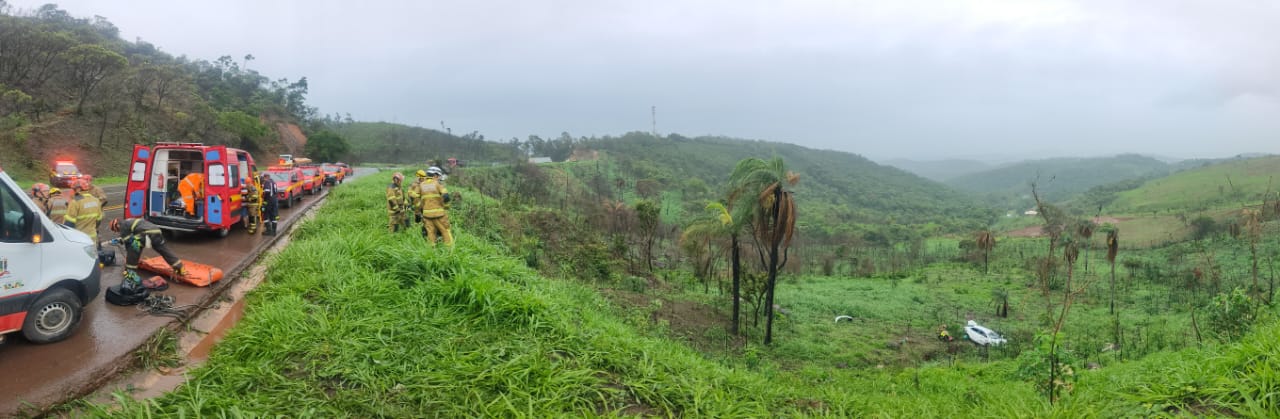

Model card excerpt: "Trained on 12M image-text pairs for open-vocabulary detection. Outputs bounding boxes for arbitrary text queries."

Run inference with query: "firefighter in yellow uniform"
[408,170,425,224]
[386,172,406,233]
[410,167,453,246]
[45,188,70,225]
[64,179,103,248]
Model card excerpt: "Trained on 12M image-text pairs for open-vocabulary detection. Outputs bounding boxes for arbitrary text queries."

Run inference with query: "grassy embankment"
[77,172,1280,417]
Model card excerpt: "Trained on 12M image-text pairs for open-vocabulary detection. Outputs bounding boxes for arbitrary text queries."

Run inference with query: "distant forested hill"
[578,133,996,235]
[0,5,318,181]
[882,158,991,182]
[945,154,1174,208]
[329,121,521,165]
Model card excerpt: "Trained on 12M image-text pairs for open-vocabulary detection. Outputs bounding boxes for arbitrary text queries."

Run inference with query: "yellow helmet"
[415,169,427,178]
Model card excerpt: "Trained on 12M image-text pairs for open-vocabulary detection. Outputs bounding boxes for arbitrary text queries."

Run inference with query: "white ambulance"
[0,165,102,344]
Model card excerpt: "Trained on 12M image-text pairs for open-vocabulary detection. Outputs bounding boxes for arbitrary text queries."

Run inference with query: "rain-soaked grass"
[77,172,1280,417]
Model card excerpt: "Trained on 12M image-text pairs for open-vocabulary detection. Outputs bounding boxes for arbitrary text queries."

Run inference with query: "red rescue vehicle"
[124,142,258,237]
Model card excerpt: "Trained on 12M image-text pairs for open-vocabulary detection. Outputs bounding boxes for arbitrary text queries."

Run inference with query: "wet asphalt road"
[0,169,375,416]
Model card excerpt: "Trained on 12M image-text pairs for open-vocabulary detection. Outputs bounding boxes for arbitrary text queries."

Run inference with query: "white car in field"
[964,320,1007,346]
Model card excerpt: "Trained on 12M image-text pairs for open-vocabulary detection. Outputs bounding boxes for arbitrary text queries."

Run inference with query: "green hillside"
[1108,155,1280,213]
[946,154,1173,208]
[0,6,318,182]
[578,133,995,233]
[330,121,521,165]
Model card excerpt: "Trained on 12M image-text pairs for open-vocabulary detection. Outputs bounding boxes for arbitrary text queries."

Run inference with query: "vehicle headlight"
[84,245,97,259]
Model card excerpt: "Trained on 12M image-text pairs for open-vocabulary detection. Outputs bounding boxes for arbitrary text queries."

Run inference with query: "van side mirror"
[28,209,42,243]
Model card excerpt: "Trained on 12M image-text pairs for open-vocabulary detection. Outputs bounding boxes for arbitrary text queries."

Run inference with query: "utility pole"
[651,105,657,137]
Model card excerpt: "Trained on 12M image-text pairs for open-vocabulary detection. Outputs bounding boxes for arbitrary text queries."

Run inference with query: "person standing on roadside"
[260,173,280,236]
[386,172,407,233]
[45,188,70,225]
[83,175,107,207]
[412,166,454,247]
[408,169,426,224]
[29,183,50,214]
[64,179,103,248]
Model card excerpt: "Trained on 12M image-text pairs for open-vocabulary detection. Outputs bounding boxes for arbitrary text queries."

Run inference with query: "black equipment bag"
[105,284,150,306]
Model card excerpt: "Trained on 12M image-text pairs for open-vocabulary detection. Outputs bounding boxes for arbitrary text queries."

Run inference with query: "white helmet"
[426,166,444,176]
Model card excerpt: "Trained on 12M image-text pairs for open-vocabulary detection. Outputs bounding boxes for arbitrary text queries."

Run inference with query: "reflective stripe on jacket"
[417,179,448,218]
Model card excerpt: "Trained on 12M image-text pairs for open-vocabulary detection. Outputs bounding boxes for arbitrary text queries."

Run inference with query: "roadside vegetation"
[81,156,1280,416]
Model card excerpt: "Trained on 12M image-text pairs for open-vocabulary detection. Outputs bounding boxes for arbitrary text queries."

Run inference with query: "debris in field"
[834,315,854,323]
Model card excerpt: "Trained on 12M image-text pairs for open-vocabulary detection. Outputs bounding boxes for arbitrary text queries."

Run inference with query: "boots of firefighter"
[122,269,143,291]
[266,221,276,236]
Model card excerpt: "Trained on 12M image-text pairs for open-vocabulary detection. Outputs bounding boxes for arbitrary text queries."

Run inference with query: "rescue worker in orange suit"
[409,166,454,246]
[178,172,204,217]
[64,179,103,248]
[386,172,407,233]
[110,218,185,291]
[29,183,50,214]
[259,173,280,236]
[45,188,69,225]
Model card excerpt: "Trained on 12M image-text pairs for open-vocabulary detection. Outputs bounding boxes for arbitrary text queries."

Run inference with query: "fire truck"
[124,143,260,237]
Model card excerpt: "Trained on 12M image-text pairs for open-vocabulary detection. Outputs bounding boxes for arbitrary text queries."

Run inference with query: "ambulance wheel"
[216,227,230,238]
[22,288,83,344]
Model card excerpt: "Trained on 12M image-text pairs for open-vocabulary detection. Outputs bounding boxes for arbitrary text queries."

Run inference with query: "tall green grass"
[78,172,1280,417]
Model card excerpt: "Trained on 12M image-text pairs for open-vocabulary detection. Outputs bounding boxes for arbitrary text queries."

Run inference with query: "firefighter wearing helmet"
[64,178,103,248]
[29,183,51,214]
[408,166,454,246]
[386,172,407,233]
[109,217,184,292]
[45,187,70,225]
[83,174,107,207]
[260,172,280,236]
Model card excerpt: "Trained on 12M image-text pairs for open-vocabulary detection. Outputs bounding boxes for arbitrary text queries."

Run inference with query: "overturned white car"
[963,320,1007,346]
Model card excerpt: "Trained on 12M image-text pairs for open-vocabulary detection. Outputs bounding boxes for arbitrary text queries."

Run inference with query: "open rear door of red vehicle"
[203,145,229,228]
[125,145,150,218]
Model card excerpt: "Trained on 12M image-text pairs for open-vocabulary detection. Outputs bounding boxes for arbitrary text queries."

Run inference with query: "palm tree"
[730,157,799,345]
[975,230,996,274]
[991,287,1009,318]
[1106,227,1119,315]
[1242,209,1263,300]
[704,201,751,335]
[1076,221,1095,273]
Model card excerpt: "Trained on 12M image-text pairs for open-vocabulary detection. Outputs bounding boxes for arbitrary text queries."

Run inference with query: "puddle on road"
[187,298,245,363]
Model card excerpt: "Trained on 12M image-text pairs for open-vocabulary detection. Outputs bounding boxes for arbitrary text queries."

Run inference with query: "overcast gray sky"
[9,0,1279,161]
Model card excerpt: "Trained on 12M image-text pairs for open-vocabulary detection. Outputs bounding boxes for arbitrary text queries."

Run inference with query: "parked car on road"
[334,162,353,176]
[264,168,304,208]
[48,160,84,188]
[2,164,101,344]
[320,163,345,185]
[299,166,324,195]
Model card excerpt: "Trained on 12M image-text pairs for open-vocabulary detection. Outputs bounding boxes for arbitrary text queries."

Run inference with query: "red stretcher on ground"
[138,257,225,287]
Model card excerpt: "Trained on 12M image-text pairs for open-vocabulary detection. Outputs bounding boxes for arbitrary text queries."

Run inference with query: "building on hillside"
[1023,209,1039,216]
[528,157,552,164]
